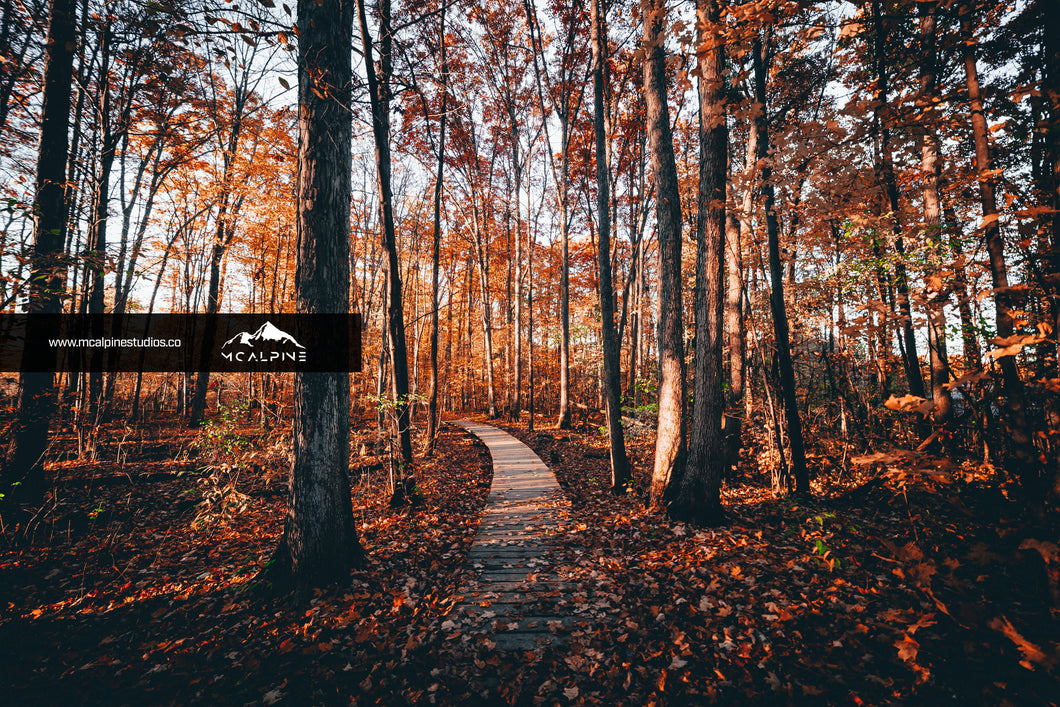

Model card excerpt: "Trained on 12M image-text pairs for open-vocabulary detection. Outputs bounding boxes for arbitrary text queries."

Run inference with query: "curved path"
[450,421,573,651]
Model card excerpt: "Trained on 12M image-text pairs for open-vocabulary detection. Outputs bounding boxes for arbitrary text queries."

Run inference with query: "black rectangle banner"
[0,314,362,373]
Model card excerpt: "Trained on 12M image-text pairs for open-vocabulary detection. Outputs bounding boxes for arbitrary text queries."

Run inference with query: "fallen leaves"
[989,616,1055,671]
[0,419,493,705]
[3,413,1059,705]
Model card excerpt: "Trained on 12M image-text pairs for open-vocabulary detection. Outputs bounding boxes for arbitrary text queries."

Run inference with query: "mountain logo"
[221,321,307,363]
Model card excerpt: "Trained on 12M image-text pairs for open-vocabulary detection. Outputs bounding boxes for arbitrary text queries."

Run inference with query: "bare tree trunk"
[527,209,536,432]
[871,0,925,399]
[513,184,523,419]
[754,26,809,495]
[4,0,76,505]
[726,209,745,403]
[644,0,687,506]
[1037,0,1060,499]
[189,98,247,425]
[733,92,760,410]
[522,0,578,430]
[943,203,982,369]
[87,22,117,419]
[358,0,414,469]
[918,1,953,427]
[426,3,447,455]
[556,194,571,429]
[265,0,363,594]
[960,0,1037,484]
[590,0,631,493]
[1041,0,1060,376]
[674,0,727,524]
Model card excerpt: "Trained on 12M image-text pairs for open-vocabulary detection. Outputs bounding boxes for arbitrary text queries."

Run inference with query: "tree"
[3,0,77,507]
[590,0,631,493]
[673,0,727,524]
[425,1,449,454]
[958,0,1037,486]
[869,0,925,400]
[523,0,588,431]
[644,0,687,506]
[753,22,809,495]
[916,0,952,429]
[266,0,363,593]
[357,0,415,472]
[188,35,271,425]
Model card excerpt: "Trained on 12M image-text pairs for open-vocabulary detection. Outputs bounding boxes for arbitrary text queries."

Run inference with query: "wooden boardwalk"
[449,421,573,651]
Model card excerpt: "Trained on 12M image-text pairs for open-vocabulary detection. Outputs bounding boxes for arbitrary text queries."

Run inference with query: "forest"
[1,0,1059,703]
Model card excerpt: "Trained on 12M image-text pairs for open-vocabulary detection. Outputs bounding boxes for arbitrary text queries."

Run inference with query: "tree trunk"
[476,250,498,419]
[1037,0,1060,500]
[522,0,576,430]
[943,203,982,369]
[959,0,1038,485]
[527,207,536,432]
[754,27,809,495]
[918,1,953,427]
[726,208,745,402]
[86,22,117,419]
[426,3,448,455]
[358,0,414,469]
[188,101,246,425]
[557,189,572,429]
[591,0,631,493]
[266,0,363,595]
[674,0,727,524]
[644,0,687,506]
[871,0,925,399]
[4,0,76,505]
[513,180,523,420]
[734,98,760,406]
[1041,0,1060,373]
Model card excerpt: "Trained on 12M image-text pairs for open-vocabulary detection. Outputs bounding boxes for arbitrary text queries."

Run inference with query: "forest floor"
[1,409,1059,705]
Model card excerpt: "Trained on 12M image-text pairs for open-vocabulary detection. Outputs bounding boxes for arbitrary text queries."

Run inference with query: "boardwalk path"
[449,421,572,651]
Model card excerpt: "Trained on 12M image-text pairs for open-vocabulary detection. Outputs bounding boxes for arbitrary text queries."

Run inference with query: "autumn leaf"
[838,20,862,40]
[943,370,991,391]
[884,395,934,415]
[986,334,1047,361]
[895,633,919,662]
[262,688,285,704]
[989,616,1054,670]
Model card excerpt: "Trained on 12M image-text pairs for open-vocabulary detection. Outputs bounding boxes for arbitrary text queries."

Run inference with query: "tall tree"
[425,2,448,454]
[673,0,727,523]
[869,0,925,399]
[3,0,77,506]
[754,24,809,495]
[916,0,952,428]
[590,0,631,493]
[266,0,363,593]
[188,39,267,425]
[959,0,1037,485]
[734,75,760,418]
[644,0,687,506]
[358,0,415,469]
[522,0,586,431]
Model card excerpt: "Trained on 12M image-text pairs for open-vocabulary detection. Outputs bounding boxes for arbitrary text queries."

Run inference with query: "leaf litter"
[1,414,1058,705]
